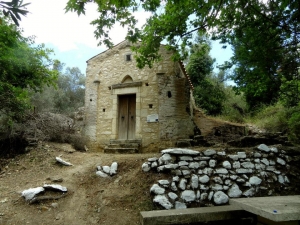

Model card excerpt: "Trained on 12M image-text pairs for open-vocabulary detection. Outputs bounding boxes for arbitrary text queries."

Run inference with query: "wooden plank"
[112,81,142,89]
[118,95,128,139]
[128,94,136,139]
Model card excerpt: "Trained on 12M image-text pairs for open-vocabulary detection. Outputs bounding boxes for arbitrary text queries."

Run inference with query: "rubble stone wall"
[142,144,297,209]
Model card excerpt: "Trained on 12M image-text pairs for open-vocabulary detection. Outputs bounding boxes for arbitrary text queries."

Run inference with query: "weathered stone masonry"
[84,41,194,152]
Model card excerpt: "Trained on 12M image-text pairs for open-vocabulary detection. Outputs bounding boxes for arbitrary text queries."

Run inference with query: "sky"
[20,0,233,74]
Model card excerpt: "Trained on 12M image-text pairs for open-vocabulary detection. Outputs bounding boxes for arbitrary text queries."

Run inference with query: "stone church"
[84,40,196,152]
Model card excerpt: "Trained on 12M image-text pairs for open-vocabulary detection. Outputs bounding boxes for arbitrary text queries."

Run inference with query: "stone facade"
[84,40,194,152]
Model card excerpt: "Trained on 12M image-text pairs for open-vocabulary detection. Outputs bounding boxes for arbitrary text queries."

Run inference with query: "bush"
[288,106,300,144]
[251,102,289,133]
[69,134,88,151]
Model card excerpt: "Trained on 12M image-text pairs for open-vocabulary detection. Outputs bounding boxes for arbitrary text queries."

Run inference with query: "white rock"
[200,193,208,201]
[96,171,108,178]
[200,185,209,190]
[232,161,240,169]
[209,159,217,168]
[249,176,262,186]
[261,158,269,166]
[278,175,285,184]
[173,176,180,182]
[110,162,118,175]
[257,144,270,152]
[211,184,223,191]
[208,191,214,200]
[203,168,214,175]
[217,151,226,156]
[43,184,67,192]
[55,157,73,166]
[194,156,211,161]
[191,174,199,189]
[142,162,151,172]
[198,161,208,168]
[228,184,242,198]
[228,155,239,161]
[164,164,179,170]
[243,187,256,197]
[175,201,187,209]
[196,190,201,199]
[159,153,173,165]
[203,149,216,156]
[213,177,223,184]
[237,152,246,159]
[181,190,196,202]
[236,168,253,174]
[189,162,200,169]
[230,175,238,180]
[153,195,173,209]
[161,148,200,156]
[150,184,165,195]
[266,166,276,172]
[182,170,191,176]
[223,185,229,190]
[215,168,228,174]
[158,180,170,187]
[241,162,254,169]
[254,152,261,158]
[168,192,178,201]
[148,157,158,162]
[277,157,286,166]
[243,182,251,187]
[224,179,232,186]
[222,161,231,169]
[157,165,165,172]
[285,176,290,183]
[269,160,276,166]
[178,161,189,166]
[171,182,178,191]
[151,161,158,168]
[96,165,101,171]
[22,187,45,201]
[179,156,193,161]
[199,175,210,183]
[213,191,228,205]
[270,147,278,153]
[102,166,110,174]
[179,178,187,190]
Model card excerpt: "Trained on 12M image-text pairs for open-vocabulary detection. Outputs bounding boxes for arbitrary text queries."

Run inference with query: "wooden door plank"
[118,95,128,139]
[128,94,136,139]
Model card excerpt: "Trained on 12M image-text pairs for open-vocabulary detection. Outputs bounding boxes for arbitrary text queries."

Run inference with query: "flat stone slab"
[140,205,252,225]
[161,148,200,156]
[229,195,300,222]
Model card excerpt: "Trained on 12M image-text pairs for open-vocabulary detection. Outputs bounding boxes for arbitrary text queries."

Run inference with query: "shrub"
[287,106,300,144]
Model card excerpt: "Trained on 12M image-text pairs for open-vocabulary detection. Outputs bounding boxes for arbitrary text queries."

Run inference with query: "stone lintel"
[111,81,142,89]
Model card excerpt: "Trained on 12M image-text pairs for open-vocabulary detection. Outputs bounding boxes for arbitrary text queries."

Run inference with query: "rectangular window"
[125,54,131,61]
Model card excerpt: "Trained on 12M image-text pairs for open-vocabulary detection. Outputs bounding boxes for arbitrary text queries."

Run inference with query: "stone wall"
[84,41,194,151]
[142,144,298,209]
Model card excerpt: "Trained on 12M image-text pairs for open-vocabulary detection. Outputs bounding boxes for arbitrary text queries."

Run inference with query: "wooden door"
[118,94,136,139]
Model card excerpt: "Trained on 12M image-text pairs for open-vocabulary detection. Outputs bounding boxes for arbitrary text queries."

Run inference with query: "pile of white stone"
[142,144,291,210]
[22,184,67,202]
[96,162,118,177]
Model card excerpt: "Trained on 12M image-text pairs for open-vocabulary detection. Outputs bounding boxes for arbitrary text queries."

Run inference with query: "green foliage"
[186,35,226,115]
[219,86,248,123]
[252,103,289,133]
[0,16,57,121]
[29,62,85,115]
[288,107,300,144]
[0,0,29,26]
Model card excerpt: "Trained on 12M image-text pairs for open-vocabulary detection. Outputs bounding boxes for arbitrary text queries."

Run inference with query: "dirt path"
[0,142,162,225]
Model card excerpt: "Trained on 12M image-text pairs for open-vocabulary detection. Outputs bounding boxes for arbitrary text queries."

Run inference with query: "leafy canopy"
[0,0,29,26]
[0,16,57,120]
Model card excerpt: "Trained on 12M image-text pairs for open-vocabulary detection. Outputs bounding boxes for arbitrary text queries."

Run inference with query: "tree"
[66,0,299,66]
[0,16,57,121]
[186,34,226,115]
[30,62,85,114]
[0,0,29,26]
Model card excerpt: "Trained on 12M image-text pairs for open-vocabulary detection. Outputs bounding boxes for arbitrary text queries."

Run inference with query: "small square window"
[125,54,131,61]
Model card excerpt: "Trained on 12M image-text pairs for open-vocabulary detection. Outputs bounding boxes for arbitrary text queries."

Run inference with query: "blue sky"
[20,0,232,74]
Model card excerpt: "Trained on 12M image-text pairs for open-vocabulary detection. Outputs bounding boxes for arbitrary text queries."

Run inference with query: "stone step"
[109,139,142,144]
[104,147,139,154]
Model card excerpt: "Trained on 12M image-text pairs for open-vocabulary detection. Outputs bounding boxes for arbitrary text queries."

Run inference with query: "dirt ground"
[0,142,168,225]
